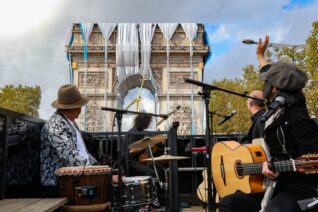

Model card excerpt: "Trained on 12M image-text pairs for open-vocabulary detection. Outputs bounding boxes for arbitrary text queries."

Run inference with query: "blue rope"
[80,23,88,131]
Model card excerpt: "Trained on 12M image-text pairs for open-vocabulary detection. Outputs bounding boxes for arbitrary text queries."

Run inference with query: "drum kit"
[56,134,189,210]
[131,135,189,209]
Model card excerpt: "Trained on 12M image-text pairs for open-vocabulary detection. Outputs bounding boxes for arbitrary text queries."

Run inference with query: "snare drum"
[112,176,157,207]
[55,166,112,205]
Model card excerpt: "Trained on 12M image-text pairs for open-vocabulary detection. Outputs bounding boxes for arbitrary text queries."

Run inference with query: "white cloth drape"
[80,23,94,131]
[80,23,94,93]
[182,23,198,135]
[81,23,94,46]
[139,23,158,112]
[139,23,156,79]
[158,23,178,128]
[98,23,116,131]
[116,23,139,86]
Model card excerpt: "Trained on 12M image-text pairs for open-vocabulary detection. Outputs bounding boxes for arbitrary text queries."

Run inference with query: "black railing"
[0,108,45,200]
[0,107,245,203]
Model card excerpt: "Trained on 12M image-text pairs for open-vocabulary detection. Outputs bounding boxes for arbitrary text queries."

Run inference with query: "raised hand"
[256,35,269,67]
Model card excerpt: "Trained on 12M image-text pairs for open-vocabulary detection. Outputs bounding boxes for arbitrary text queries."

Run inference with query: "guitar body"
[138,145,158,162]
[196,169,208,202]
[196,169,219,203]
[211,141,267,198]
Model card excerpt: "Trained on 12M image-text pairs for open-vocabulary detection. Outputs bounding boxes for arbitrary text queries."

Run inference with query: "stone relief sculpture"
[170,104,192,135]
[79,72,106,87]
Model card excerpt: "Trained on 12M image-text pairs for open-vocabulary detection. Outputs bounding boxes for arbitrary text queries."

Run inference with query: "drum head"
[124,176,151,183]
[55,165,111,176]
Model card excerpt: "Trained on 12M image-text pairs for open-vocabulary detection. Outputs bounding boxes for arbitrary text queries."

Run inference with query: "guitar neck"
[241,160,296,176]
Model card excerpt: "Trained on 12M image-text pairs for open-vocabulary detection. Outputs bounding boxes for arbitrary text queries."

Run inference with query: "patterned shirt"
[40,112,97,186]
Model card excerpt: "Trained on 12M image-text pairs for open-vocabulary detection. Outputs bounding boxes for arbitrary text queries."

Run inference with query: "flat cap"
[259,62,307,92]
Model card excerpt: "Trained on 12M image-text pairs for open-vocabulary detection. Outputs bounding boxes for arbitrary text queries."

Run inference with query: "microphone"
[218,110,237,126]
[157,105,181,125]
[261,96,285,122]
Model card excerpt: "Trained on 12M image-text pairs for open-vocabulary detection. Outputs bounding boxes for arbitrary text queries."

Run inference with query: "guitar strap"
[259,108,285,212]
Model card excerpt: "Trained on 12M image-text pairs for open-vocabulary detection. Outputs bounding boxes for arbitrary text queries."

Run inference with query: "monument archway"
[66,23,210,135]
[114,73,160,110]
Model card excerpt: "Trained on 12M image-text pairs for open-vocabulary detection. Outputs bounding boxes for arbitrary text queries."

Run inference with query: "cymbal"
[128,135,167,151]
[142,154,189,162]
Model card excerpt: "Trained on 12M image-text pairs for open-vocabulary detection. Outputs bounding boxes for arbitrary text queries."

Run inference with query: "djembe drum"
[55,166,112,205]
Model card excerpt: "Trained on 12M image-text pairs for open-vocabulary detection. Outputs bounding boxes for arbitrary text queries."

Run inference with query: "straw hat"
[51,84,89,109]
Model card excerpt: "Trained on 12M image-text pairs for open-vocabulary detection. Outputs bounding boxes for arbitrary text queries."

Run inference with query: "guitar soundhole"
[235,161,244,178]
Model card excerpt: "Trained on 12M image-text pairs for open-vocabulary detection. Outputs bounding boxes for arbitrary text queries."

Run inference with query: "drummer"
[122,113,164,179]
[40,84,98,196]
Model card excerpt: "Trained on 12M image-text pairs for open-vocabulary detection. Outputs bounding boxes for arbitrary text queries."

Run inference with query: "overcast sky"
[0,0,317,128]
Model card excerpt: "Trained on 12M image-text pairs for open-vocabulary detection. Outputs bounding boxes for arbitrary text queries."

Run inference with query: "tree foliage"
[303,21,318,116]
[210,21,318,134]
[210,66,262,134]
[0,85,41,117]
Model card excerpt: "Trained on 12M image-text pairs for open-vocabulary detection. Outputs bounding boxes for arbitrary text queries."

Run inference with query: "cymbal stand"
[163,145,170,155]
[164,166,169,212]
[146,139,163,189]
[161,146,171,211]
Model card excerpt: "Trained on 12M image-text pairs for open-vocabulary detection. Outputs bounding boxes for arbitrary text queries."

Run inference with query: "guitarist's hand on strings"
[262,161,279,180]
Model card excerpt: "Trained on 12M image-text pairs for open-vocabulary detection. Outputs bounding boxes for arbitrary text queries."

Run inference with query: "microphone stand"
[100,107,166,210]
[209,111,225,118]
[201,84,215,212]
[185,78,266,212]
[186,78,266,103]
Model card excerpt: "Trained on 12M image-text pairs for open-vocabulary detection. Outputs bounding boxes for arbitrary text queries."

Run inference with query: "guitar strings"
[213,160,316,173]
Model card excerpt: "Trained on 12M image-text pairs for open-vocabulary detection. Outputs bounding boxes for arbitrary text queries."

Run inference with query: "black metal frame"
[0,106,246,205]
[0,108,45,200]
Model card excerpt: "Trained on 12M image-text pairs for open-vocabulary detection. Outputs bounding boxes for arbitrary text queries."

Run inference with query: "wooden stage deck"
[0,197,214,212]
[0,198,67,212]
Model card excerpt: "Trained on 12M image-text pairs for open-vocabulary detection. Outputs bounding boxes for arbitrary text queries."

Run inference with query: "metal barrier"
[0,107,245,207]
[0,108,45,199]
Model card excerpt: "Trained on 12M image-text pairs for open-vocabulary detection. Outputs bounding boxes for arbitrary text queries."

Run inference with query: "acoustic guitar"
[138,145,158,162]
[196,169,208,202]
[196,169,220,203]
[211,141,318,198]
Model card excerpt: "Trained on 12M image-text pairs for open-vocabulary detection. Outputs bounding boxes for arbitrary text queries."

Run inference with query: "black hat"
[259,62,308,92]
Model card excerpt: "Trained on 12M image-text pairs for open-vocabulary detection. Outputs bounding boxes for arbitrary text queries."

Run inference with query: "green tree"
[209,21,318,133]
[303,21,318,116]
[241,64,264,91]
[0,85,41,117]
[209,68,264,134]
[210,78,250,134]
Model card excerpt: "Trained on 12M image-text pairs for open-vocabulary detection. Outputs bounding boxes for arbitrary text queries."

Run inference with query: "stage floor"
[155,206,215,212]
[182,206,206,211]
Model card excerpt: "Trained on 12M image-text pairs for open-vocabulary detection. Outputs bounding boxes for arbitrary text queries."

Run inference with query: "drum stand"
[162,146,171,212]
[146,139,163,189]
[163,167,169,212]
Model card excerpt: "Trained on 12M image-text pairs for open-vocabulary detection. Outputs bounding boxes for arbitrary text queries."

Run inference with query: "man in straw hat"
[40,84,97,194]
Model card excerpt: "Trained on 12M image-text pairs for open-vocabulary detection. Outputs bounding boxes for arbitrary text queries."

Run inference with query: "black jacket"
[121,128,145,173]
[264,106,318,190]
[247,109,266,143]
